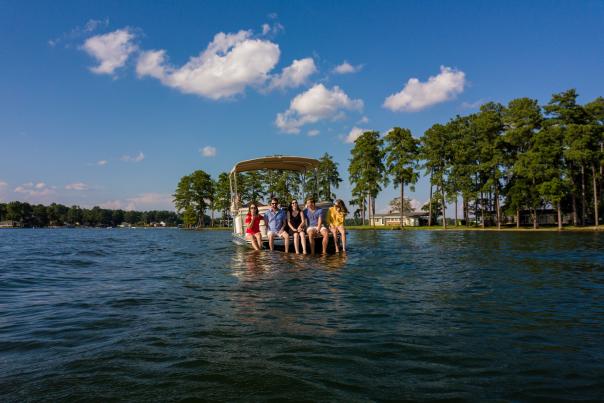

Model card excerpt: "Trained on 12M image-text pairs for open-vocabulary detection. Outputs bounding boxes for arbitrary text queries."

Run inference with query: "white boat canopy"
[230,155,320,174]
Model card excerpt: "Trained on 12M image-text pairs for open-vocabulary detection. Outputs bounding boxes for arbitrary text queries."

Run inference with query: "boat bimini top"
[229,155,320,174]
[229,155,321,213]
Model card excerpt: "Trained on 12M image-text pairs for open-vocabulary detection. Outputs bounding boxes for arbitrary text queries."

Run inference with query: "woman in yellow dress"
[327,199,348,252]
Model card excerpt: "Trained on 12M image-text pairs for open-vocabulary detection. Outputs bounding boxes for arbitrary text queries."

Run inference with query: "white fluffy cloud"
[83,29,137,75]
[0,180,7,189]
[136,30,280,99]
[344,126,368,144]
[383,66,466,112]
[65,182,89,191]
[14,182,56,197]
[307,129,320,137]
[135,49,168,80]
[101,193,174,211]
[333,61,363,74]
[97,160,108,166]
[200,146,217,157]
[121,152,144,162]
[276,84,363,133]
[268,58,317,91]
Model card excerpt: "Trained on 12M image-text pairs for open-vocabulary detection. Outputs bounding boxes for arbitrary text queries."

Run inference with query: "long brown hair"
[247,203,259,216]
[288,199,301,214]
[334,199,348,214]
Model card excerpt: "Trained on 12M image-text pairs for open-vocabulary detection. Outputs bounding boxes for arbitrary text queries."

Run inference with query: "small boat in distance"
[229,155,339,252]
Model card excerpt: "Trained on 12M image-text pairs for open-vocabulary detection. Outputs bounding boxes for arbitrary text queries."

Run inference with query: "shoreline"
[2,226,601,232]
[347,225,602,232]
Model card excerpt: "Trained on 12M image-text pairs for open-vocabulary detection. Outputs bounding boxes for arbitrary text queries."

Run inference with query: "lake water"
[1,228,604,401]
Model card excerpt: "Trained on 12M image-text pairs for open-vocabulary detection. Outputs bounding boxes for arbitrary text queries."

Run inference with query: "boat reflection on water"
[230,246,348,279]
[228,246,349,336]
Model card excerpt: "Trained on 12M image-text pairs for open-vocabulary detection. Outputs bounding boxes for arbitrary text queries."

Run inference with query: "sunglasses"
[291,201,298,204]
[271,202,278,205]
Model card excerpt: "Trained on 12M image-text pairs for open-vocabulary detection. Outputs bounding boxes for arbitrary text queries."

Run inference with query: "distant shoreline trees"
[0,201,181,228]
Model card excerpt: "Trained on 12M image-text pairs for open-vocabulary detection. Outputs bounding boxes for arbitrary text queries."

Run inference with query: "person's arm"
[317,209,323,229]
[299,211,306,231]
[245,214,253,229]
[287,212,295,231]
[279,210,287,232]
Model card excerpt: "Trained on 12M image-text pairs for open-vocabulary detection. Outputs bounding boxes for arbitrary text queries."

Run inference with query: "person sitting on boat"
[327,199,348,253]
[287,199,307,254]
[264,197,289,252]
[245,203,265,251]
[304,196,328,254]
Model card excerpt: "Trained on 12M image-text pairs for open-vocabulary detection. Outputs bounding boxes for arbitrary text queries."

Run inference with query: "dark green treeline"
[348,89,603,229]
[0,201,181,228]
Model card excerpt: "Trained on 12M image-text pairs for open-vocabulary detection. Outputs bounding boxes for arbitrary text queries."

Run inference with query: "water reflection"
[230,245,349,278]
[227,246,350,336]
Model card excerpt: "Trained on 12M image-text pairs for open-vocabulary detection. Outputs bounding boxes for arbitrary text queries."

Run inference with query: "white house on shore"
[369,211,428,226]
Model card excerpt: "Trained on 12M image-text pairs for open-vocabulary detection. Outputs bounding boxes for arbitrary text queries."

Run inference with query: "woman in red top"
[245,203,265,250]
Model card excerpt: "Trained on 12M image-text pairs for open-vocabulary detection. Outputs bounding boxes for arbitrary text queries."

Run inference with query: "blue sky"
[1,1,603,212]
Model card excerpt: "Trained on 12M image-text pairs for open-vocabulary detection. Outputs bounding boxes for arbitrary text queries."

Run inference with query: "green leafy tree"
[474,102,505,228]
[384,127,419,227]
[421,197,442,225]
[190,170,214,227]
[536,125,566,229]
[174,170,214,227]
[315,153,342,202]
[544,89,590,225]
[174,175,193,216]
[214,172,232,226]
[182,205,197,227]
[349,131,385,226]
[6,201,32,225]
[47,203,68,226]
[502,98,543,227]
[67,206,83,225]
[349,189,366,225]
[32,204,49,227]
[584,96,604,227]
[421,124,451,228]
[111,209,125,226]
[241,171,265,205]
